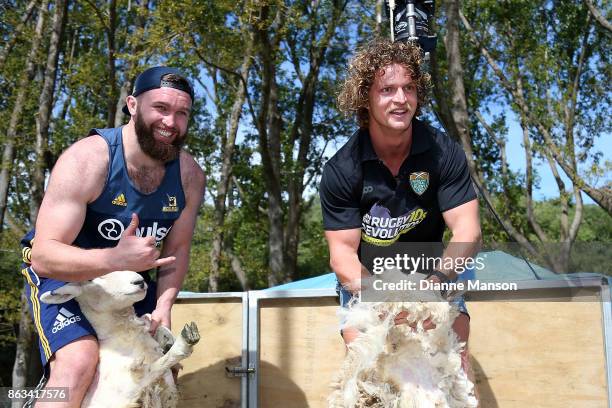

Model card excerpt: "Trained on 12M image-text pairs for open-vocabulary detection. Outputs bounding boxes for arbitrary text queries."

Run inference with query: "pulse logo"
[52,307,82,333]
[97,219,172,242]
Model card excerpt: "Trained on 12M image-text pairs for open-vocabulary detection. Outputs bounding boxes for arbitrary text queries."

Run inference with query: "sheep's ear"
[40,284,83,304]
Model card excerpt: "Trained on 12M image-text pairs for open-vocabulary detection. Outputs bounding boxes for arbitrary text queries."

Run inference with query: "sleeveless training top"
[21,126,186,252]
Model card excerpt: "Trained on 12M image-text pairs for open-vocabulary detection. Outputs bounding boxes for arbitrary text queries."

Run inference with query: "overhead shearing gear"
[386,0,437,59]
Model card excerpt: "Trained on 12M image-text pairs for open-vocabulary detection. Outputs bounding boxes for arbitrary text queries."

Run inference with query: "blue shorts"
[21,266,157,368]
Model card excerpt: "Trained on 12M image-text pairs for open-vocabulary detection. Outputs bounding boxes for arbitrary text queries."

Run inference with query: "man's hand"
[112,213,176,272]
[393,310,436,331]
[148,306,171,335]
[147,309,179,382]
[426,272,453,299]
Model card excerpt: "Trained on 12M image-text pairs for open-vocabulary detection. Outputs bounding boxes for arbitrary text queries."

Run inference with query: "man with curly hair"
[320,39,481,380]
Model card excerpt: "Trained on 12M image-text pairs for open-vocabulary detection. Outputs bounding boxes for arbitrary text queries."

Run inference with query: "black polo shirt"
[320,119,476,245]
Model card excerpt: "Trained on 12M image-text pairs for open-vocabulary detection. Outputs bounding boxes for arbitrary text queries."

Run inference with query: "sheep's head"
[40,271,148,312]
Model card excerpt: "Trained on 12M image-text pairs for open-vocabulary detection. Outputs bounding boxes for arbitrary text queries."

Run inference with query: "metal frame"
[599,280,612,408]
[177,291,249,408]
[247,288,337,406]
[181,278,612,407]
[247,292,259,408]
[178,291,246,299]
[497,276,609,290]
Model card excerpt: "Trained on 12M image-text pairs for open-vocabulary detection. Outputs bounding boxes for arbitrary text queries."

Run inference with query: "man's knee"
[50,335,99,382]
[341,327,360,346]
[453,312,470,343]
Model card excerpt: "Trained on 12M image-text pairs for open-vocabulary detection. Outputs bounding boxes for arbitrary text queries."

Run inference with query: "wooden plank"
[172,298,243,408]
[258,297,346,408]
[258,298,608,407]
[469,301,608,408]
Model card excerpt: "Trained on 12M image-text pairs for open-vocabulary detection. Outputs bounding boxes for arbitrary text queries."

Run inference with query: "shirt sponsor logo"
[52,307,82,333]
[98,219,125,240]
[112,193,128,207]
[362,204,427,246]
[409,172,429,195]
[162,195,178,212]
[97,219,172,242]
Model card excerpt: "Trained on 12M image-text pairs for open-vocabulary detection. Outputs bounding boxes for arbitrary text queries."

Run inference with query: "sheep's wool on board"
[329,295,477,408]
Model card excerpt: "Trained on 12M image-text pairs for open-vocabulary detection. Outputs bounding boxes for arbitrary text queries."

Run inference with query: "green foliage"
[0,0,609,386]
[297,198,331,280]
[533,201,612,242]
[0,234,22,348]
[0,230,26,387]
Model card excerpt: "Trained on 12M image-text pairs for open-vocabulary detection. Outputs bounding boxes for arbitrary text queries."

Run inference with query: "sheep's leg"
[154,325,175,354]
[137,322,200,389]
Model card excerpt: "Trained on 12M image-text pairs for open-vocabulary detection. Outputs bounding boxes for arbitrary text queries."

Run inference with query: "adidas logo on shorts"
[51,307,81,333]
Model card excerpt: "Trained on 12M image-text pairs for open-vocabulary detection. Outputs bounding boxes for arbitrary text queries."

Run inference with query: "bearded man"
[20,67,205,407]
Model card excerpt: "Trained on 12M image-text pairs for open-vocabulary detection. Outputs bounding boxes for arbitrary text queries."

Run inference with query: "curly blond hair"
[337,39,431,128]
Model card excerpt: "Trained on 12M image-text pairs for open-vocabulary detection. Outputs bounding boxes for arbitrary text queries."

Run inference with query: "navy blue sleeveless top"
[21,127,185,253]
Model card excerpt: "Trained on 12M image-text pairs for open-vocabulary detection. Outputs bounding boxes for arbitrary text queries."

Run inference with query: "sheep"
[329,275,477,408]
[40,271,200,408]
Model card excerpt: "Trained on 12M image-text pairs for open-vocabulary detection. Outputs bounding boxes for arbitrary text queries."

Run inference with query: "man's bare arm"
[31,136,114,280]
[436,199,482,281]
[325,228,368,293]
[151,154,205,330]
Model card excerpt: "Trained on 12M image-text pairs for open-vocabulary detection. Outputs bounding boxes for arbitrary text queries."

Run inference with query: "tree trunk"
[583,0,612,33]
[0,0,49,232]
[264,70,285,287]
[284,0,345,281]
[252,5,286,287]
[375,0,384,35]
[30,0,68,226]
[106,0,118,128]
[440,0,539,256]
[209,38,253,292]
[114,0,150,127]
[12,292,42,407]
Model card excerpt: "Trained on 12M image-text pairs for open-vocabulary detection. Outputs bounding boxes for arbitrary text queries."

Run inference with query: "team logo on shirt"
[162,195,178,212]
[409,172,429,195]
[112,193,128,207]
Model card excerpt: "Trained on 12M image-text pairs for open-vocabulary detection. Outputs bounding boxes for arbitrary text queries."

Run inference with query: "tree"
[459,0,611,215]
[434,0,611,272]
[0,0,38,71]
[583,0,612,32]
[0,0,49,233]
[249,0,351,285]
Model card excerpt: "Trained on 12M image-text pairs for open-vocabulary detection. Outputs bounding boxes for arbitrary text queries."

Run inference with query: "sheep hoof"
[181,322,200,345]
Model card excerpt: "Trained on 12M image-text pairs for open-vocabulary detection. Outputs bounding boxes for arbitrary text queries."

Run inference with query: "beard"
[134,109,186,162]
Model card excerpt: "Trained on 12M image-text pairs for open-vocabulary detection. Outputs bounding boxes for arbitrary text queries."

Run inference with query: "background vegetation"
[0,0,609,389]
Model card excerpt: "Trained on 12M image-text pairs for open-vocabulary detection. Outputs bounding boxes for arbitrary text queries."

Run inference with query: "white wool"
[329,297,478,408]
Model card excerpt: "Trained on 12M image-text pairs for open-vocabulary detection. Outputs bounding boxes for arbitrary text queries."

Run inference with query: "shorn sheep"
[40,271,200,408]
[329,277,478,408]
